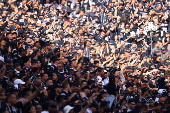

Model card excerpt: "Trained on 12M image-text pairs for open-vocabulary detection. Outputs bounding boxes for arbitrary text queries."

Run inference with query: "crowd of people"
[0,0,170,113]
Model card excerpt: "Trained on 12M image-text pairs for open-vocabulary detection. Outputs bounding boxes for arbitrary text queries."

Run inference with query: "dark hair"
[22,88,31,97]
[56,95,65,103]
[84,40,90,48]
[24,105,36,113]
[153,53,157,57]
[57,61,64,66]
[72,74,80,84]
[81,80,87,85]
[107,75,116,95]
[70,82,78,87]
[41,73,48,77]
[0,88,6,93]
[128,99,136,104]
[62,82,69,89]
[141,104,148,110]
[53,72,61,84]
[18,73,26,79]
[35,103,42,108]
[24,77,30,83]
[103,108,113,113]
[48,92,56,101]
[5,93,14,102]
[46,78,52,83]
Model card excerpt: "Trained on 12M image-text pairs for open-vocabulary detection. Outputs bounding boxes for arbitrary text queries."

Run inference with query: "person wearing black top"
[52,73,61,85]
[57,62,68,82]
[30,67,39,83]
[136,28,147,48]
[116,2,124,17]
[81,0,90,11]
[2,85,42,113]
[60,82,71,100]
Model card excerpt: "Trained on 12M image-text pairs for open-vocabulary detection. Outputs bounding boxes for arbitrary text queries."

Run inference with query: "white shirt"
[103,77,109,85]
[96,76,104,85]
[41,111,49,113]
[14,69,20,74]
[86,108,92,113]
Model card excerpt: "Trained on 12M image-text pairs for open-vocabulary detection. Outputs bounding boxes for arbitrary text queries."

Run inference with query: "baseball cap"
[54,84,61,89]
[54,48,60,53]
[100,90,107,95]
[63,105,74,113]
[104,70,107,73]
[59,32,64,37]
[52,57,60,63]
[5,59,12,63]
[70,58,76,63]
[6,65,12,73]
[142,87,150,93]
[49,102,57,108]
[14,79,25,85]
[100,101,110,108]
[83,85,91,90]
[13,63,20,68]
[72,51,78,56]
[97,67,103,71]
[154,101,161,106]
[90,102,98,109]
[125,82,133,88]
[91,84,98,89]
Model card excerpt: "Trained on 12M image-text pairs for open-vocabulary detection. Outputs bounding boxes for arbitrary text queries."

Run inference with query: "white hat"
[104,70,107,73]
[63,105,74,113]
[91,2,95,5]
[14,79,25,85]
[110,45,115,49]
[37,20,41,24]
[0,56,4,63]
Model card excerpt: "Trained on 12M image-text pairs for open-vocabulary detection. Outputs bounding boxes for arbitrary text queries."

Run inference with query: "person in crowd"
[0,0,170,113]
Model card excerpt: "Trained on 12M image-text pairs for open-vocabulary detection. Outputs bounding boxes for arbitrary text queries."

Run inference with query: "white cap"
[14,79,25,85]
[110,45,115,49]
[91,2,95,5]
[0,56,4,63]
[19,19,24,23]
[37,20,41,24]
[63,105,74,113]
[130,31,136,36]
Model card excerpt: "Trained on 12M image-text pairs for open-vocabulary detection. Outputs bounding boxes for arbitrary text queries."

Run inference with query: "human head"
[46,79,53,86]
[62,82,70,91]
[6,93,17,106]
[128,99,136,110]
[41,73,49,82]
[35,104,42,113]
[57,62,64,72]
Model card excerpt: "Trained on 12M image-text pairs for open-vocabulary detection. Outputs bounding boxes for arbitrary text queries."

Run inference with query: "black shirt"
[0,76,9,88]
[124,32,132,43]
[132,23,138,32]
[3,102,23,113]
[158,77,167,89]
[60,90,70,100]
[30,74,37,83]
[124,7,132,17]
[117,8,124,16]
[58,71,68,82]
[136,34,145,48]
